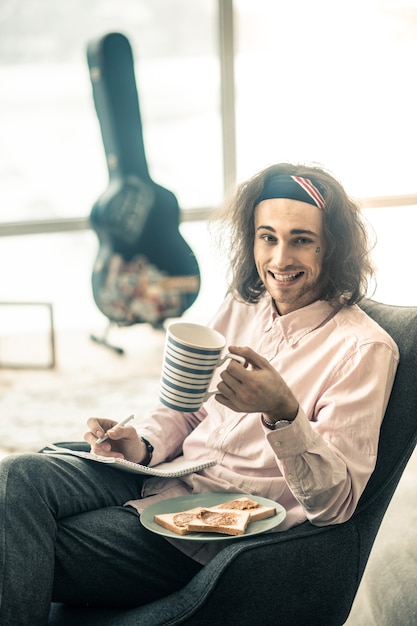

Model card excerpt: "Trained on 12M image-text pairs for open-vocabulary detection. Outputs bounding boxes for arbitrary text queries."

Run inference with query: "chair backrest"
[48,299,417,626]
[358,299,417,511]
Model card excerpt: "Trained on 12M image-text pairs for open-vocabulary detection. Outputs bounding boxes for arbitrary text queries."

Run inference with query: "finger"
[86,429,125,455]
[86,417,103,439]
[214,391,243,413]
[91,445,125,460]
[84,428,106,447]
[103,424,137,441]
[216,378,237,400]
[222,358,259,387]
[220,368,244,390]
[86,417,116,440]
[83,430,94,446]
[229,346,269,370]
[93,439,113,454]
[83,431,121,459]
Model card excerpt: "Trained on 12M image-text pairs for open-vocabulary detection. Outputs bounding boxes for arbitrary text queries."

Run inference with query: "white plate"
[140,493,286,541]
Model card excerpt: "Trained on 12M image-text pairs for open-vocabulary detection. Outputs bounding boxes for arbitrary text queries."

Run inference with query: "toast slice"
[153,497,277,536]
[153,507,204,535]
[215,496,277,522]
[187,508,250,536]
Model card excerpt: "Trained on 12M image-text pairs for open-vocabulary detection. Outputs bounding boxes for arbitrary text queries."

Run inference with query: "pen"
[96,414,135,444]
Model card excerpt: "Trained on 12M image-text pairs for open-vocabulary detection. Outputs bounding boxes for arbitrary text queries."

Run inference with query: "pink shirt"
[127,295,399,564]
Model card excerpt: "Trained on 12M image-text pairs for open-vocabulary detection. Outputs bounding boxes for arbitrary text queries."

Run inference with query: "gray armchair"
[49,299,417,626]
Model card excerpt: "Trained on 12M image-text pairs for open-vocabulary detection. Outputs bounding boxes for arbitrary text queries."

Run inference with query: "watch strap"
[140,436,154,465]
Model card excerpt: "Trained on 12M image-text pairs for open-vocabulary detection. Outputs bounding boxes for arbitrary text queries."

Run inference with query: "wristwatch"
[140,436,154,464]
[261,414,292,430]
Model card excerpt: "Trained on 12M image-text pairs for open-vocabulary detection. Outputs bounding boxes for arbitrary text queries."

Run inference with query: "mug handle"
[204,353,246,400]
[217,352,246,367]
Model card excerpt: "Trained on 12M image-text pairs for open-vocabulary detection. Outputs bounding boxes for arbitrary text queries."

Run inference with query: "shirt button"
[287,474,294,480]
[218,428,225,435]
[274,441,282,448]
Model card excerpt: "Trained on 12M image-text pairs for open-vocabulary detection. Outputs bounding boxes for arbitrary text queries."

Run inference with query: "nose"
[272,242,294,268]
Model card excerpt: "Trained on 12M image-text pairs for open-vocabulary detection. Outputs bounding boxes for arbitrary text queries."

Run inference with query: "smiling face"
[254,198,326,315]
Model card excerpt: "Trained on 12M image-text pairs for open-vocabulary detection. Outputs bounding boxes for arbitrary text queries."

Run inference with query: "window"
[234,0,417,198]
[2,0,417,226]
[1,0,416,331]
[0,0,220,223]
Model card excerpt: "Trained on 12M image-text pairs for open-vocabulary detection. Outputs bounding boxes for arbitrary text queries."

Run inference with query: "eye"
[294,237,313,245]
[260,233,277,244]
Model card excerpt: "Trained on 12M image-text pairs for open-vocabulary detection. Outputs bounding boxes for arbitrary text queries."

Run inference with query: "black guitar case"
[87,32,200,331]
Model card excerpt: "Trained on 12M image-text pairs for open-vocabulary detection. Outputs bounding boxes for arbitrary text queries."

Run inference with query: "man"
[0,163,399,625]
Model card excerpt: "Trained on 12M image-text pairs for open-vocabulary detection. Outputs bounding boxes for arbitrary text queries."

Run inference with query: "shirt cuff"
[265,407,315,458]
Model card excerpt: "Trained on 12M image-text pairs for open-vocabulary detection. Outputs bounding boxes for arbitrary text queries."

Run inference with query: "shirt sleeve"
[265,340,399,526]
[135,404,208,466]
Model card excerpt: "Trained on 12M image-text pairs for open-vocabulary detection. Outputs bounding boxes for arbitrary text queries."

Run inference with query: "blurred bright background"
[1,0,417,339]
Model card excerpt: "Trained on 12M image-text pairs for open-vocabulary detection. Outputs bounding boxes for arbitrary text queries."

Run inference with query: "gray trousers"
[0,452,202,626]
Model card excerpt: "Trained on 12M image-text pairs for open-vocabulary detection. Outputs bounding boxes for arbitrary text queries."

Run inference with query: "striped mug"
[159,322,245,412]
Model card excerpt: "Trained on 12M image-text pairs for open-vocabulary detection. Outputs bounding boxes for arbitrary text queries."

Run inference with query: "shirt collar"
[264,297,342,345]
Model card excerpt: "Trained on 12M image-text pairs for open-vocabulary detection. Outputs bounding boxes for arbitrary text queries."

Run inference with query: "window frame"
[1,0,416,239]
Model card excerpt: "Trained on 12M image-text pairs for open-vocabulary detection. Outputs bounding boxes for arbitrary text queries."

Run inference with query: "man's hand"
[84,417,148,464]
[215,346,299,422]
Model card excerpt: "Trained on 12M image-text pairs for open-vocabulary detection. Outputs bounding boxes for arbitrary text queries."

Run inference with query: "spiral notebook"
[43,444,216,477]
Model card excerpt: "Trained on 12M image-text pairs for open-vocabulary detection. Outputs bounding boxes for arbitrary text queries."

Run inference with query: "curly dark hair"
[215,162,375,306]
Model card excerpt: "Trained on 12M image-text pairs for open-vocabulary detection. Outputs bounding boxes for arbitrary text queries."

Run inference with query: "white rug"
[0,323,166,454]
[0,374,161,453]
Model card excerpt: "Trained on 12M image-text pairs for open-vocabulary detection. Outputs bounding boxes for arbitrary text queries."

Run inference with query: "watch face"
[274,420,291,429]
[261,415,292,429]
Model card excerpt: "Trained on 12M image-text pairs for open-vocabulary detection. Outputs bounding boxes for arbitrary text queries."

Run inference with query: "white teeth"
[272,272,301,282]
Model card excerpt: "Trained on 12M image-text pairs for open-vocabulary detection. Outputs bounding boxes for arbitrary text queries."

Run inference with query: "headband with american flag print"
[259,175,325,210]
